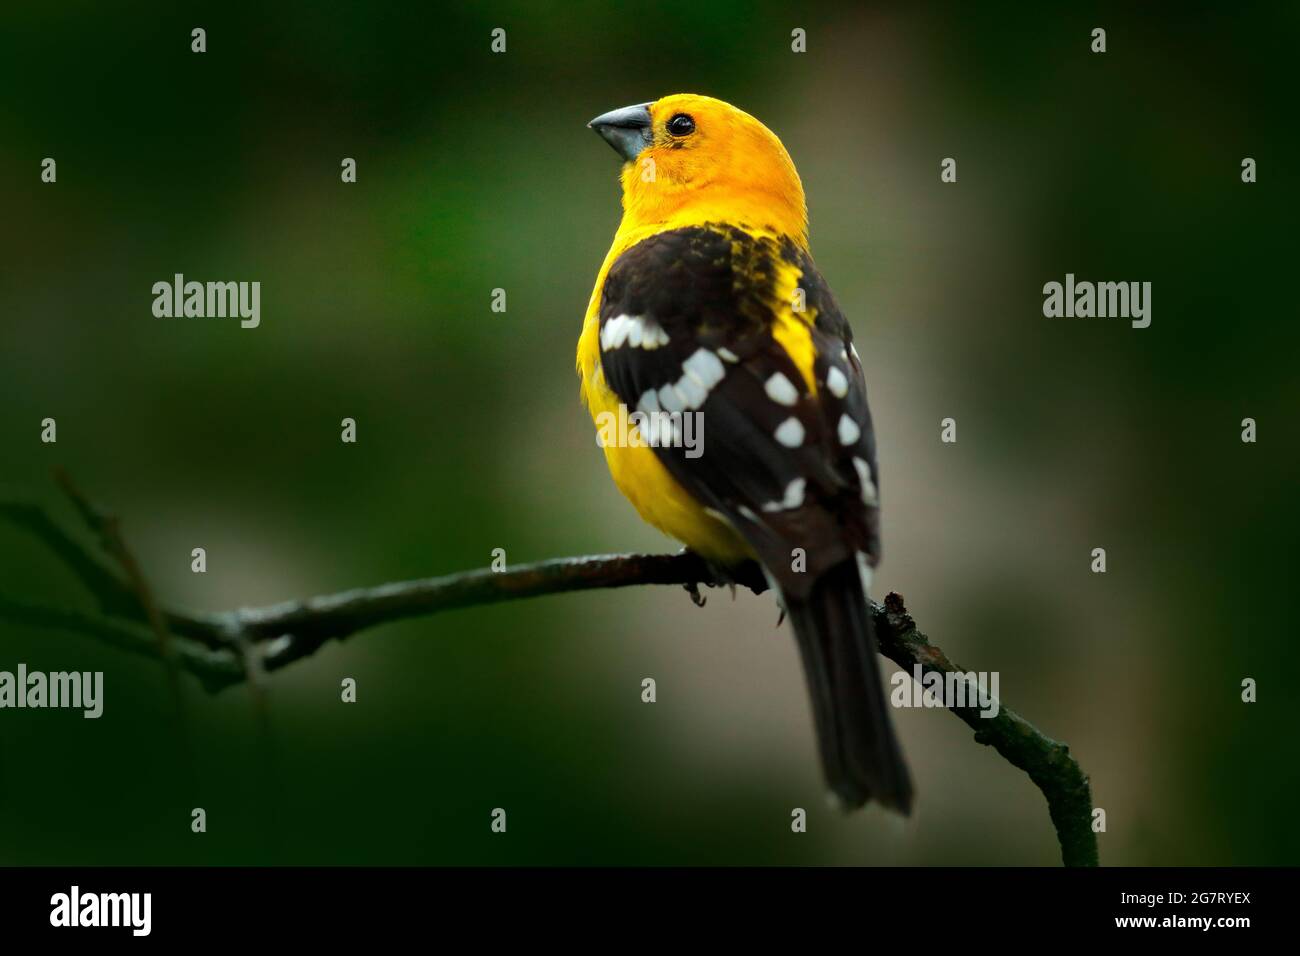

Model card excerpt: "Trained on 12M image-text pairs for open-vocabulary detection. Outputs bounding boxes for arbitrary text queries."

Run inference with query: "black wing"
[596,225,880,599]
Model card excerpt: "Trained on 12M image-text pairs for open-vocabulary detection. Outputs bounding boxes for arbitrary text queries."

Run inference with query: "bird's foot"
[679,548,748,607]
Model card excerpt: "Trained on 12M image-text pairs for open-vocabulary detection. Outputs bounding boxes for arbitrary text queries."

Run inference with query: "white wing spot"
[716,347,740,363]
[600,314,630,351]
[837,413,861,446]
[762,478,807,512]
[774,417,805,448]
[826,365,849,398]
[674,375,707,410]
[658,382,685,413]
[601,314,669,351]
[682,348,725,390]
[652,348,725,412]
[852,456,878,504]
[764,371,799,406]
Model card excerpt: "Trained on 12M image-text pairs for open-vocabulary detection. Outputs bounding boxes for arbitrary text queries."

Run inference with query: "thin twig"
[0,592,243,689]
[52,468,185,714]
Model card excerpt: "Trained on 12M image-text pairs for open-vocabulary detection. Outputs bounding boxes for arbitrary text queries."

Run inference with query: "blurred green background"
[1,1,1295,865]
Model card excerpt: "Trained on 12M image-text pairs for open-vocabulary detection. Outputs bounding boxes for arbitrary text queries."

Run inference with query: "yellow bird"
[578,94,911,813]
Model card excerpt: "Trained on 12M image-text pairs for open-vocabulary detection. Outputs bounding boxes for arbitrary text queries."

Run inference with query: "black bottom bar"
[2,866,1283,942]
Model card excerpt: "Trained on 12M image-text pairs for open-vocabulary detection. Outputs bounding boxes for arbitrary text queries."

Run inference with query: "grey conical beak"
[588,102,654,162]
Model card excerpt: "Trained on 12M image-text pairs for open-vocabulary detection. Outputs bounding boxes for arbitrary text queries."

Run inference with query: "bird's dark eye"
[666,113,695,137]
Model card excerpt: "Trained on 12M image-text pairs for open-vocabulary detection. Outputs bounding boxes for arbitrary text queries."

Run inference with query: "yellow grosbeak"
[577,94,911,813]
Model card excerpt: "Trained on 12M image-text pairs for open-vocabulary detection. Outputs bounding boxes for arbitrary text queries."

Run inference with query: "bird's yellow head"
[589,94,808,246]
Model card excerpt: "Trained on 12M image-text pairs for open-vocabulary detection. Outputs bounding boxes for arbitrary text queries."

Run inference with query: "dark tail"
[784,559,913,814]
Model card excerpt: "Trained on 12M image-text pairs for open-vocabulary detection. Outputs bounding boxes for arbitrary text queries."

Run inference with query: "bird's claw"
[678,548,745,606]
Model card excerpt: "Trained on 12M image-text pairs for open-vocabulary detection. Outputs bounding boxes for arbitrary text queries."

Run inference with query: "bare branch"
[0,491,1097,866]
[873,593,1099,867]
[0,592,242,691]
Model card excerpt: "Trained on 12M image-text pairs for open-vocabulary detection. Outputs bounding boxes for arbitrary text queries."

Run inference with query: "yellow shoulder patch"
[769,256,819,395]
